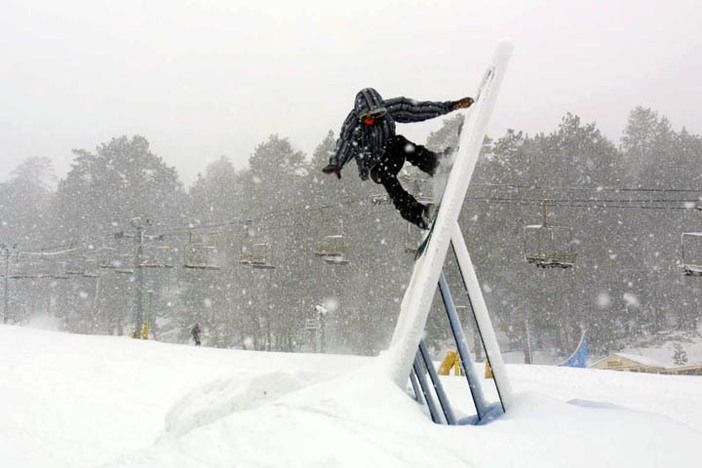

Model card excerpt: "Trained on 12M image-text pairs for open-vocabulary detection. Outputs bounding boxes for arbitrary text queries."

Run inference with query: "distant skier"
[322,88,473,229]
[191,323,201,346]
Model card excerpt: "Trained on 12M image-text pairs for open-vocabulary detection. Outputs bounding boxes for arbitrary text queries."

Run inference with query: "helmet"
[354,88,386,124]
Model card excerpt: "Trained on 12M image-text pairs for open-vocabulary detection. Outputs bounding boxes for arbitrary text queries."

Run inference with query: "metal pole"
[133,224,144,337]
[143,290,152,339]
[92,276,101,323]
[320,311,326,353]
[409,371,424,403]
[419,339,457,425]
[412,353,443,424]
[315,312,322,352]
[451,223,513,412]
[524,309,533,364]
[3,246,10,324]
[438,271,489,420]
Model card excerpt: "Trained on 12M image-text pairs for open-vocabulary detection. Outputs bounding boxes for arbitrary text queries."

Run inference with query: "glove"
[322,163,342,179]
[451,97,474,111]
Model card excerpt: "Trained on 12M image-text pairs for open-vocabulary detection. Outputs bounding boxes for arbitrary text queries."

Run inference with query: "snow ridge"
[162,370,320,439]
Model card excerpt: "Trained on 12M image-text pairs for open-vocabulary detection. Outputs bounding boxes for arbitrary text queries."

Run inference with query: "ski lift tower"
[1,244,16,324]
[524,200,577,269]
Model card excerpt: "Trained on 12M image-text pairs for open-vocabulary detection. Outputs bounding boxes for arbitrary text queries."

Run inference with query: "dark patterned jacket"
[329,88,461,180]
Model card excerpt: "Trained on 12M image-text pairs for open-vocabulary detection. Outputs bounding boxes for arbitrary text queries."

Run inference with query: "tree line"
[1,106,701,359]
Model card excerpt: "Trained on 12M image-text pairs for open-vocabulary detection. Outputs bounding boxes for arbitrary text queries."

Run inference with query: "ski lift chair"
[239,222,276,270]
[96,245,120,270]
[102,250,133,274]
[65,254,86,276]
[681,232,702,276]
[46,259,69,279]
[323,253,350,265]
[18,255,69,279]
[315,234,350,265]
[240,241,275,270]
[523,224,577,268]
[32,256,52,278]
[250,242,276,270]
[64,253,100,277]
[114,254,135,275]
[183,233,221,270]
[11,255,40,279]
[82,256,100,278]
[524,200,577,269]
[314,213,351,266]
[140,239,175,269]
[11,253,62,279]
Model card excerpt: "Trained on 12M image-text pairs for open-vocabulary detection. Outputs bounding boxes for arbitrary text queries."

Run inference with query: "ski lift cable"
[17,181,702,255]
[99,185,702,240]
[465,196,702,210]
[474,182,702,194]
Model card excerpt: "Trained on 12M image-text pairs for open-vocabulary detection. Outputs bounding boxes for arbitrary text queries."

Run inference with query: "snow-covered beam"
[383,41,514,409]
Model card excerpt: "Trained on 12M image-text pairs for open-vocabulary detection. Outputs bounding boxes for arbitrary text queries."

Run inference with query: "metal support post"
[418,339,457,425]
[130,217,151,338]
[412,354,443,424]
[409,371,423,404]
[2,245,11,323]
[133,225,144,336]
[451,224,513,411]
[438,271,488,420]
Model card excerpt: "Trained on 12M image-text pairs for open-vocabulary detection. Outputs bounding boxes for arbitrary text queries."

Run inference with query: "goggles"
[359,107,387,125]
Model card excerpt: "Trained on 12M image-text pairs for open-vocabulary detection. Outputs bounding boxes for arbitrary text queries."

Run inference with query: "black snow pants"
[369,135,438,229]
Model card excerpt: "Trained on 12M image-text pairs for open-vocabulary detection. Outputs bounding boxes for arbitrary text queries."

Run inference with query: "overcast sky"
[1,0,700,186]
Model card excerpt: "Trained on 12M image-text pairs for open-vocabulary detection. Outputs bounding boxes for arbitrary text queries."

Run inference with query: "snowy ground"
[1,324,701,467]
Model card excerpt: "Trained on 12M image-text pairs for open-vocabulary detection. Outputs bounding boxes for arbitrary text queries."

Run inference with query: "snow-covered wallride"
[414,65,496,259]
[382,40,515,418]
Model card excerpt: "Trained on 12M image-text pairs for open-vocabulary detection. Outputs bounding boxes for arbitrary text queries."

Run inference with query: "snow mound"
[24,313,61,331]
[119,365,702,468]
[3,325,702,467]
[162,370,322,439]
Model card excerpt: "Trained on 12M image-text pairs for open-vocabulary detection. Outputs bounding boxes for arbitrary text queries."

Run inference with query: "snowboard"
[413,66,495,260]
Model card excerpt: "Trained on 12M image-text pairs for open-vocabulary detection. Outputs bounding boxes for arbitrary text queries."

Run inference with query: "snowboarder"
[322,88,474,229]
[191,323,201,346]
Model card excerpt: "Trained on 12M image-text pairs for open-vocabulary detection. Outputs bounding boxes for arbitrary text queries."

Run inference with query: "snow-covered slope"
[1,325,700,467]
